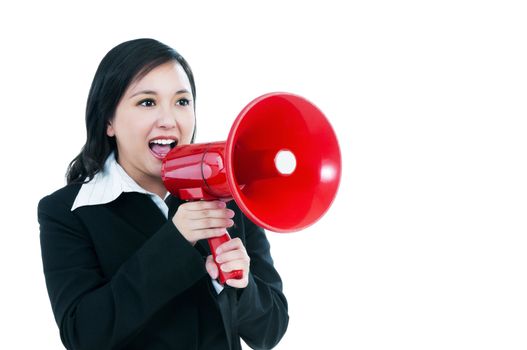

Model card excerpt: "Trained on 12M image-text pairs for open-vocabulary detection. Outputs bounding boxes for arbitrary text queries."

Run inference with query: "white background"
[1,1,526,349]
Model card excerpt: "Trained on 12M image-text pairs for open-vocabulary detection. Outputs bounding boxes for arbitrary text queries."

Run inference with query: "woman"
[38,38,288,350]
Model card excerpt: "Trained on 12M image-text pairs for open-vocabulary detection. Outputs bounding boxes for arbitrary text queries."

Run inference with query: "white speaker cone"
[274,149,296,175]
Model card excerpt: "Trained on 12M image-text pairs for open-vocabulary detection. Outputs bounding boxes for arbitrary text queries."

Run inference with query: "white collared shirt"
[71,152,224,294]
[71,152,169,217]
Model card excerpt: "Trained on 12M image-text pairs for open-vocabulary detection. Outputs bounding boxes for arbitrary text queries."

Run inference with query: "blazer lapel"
[105,192,167,239]
[165,194,185,218]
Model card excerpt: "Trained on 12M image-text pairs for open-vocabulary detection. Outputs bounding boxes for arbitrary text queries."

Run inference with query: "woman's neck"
[139,178,168,199]
[116,158,168,199]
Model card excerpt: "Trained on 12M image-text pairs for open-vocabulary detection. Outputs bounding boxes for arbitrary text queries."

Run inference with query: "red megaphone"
[162,92,341,284]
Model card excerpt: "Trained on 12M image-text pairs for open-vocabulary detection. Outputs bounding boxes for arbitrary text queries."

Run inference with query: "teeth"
[150,139,176,145]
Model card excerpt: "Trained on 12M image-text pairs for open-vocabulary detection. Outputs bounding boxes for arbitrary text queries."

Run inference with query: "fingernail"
[217,201,226,208]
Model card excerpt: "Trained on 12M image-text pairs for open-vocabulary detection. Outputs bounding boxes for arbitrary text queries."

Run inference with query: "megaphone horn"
[162,92,341,284]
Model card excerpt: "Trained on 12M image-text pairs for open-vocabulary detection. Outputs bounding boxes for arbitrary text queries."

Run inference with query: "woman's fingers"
[186,208,235,220]
[225,277,248,289]
[172,200,235,245]
[218,259,249,273]
[180,201,235,222]
[210,237,250,288]
[207,253,249,289]
[215,237,245,255]
[189,218,234,231]
[215,248,247,264]
[205,255,219,279]
[184,200,226,210]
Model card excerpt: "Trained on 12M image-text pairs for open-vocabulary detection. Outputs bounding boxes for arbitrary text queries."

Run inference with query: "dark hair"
[66,38,196,184]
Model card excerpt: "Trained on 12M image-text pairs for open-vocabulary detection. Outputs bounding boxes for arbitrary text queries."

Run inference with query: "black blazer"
[38,183,288,350]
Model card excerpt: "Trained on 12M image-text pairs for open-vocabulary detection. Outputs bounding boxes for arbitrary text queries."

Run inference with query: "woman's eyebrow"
[130,89,191,98]
[130,90,157,98]
[174,89,191,95]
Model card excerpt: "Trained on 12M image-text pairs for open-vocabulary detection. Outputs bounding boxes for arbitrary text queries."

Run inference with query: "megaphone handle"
[207,232,244,284]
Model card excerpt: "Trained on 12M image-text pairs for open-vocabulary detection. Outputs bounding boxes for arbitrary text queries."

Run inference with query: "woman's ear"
[106,121,115,137]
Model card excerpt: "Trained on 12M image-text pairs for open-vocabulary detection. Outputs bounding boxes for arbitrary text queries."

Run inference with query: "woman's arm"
[38,191,207,350]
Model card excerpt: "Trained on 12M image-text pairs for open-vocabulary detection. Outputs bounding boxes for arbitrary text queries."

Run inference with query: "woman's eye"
[138,99,156,107]
[176,98,190,106]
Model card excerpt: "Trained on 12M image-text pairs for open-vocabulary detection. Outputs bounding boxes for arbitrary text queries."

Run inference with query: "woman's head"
[67,38,196,184]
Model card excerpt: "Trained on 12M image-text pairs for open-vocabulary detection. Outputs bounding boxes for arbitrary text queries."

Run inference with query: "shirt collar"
[71,152,166,212]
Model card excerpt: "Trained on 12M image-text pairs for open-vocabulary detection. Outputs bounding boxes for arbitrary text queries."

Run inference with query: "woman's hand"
[172,200,234,246]
[205,238,251,288]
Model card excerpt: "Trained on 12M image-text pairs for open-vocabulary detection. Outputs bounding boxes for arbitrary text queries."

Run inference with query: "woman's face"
[107,61,195,188]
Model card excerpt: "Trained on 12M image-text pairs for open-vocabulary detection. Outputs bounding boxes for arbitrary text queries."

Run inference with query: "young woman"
[38,38,288,350]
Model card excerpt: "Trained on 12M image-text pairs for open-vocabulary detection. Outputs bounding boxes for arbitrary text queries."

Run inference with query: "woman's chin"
[145,160,163,178]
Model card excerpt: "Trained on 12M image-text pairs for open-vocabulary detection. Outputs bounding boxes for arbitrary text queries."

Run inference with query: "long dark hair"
[66,38,196,184]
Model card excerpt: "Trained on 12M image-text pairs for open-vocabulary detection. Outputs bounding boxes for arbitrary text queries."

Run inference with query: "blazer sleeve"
[235,215,289,349]
[38,191,207,350]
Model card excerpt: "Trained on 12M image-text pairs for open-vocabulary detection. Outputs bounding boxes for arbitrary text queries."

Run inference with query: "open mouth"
[149,138,177,160]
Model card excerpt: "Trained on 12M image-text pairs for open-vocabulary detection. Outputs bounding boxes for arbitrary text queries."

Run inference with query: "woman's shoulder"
[38,183,83,214]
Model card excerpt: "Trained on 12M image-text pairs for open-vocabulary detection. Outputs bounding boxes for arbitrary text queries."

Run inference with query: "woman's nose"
[156,109,177,128]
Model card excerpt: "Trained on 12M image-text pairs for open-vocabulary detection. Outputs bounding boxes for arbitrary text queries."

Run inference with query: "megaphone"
[162,92,341,284]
